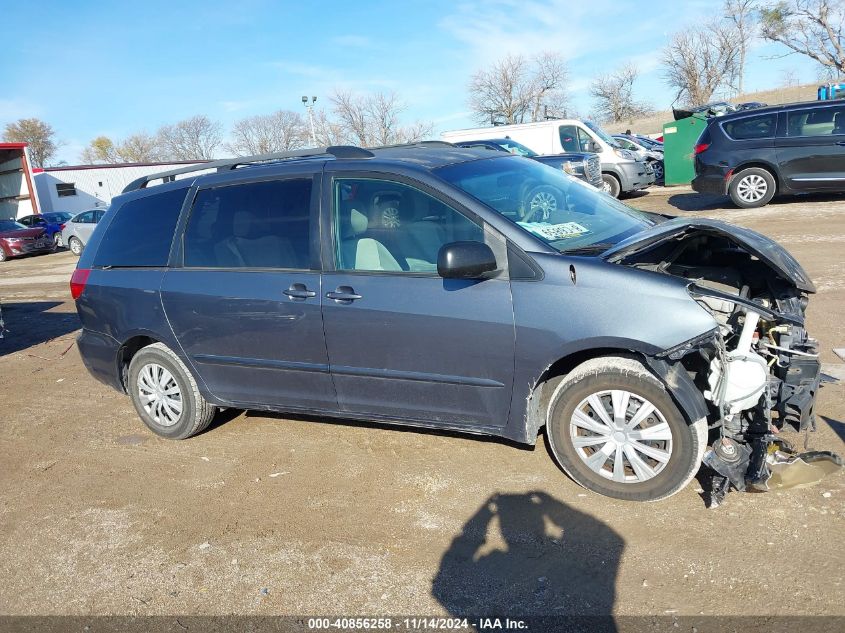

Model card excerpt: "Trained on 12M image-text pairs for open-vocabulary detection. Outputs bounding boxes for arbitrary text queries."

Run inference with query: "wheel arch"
[523,345,709,443]
[116,334,161,393]
[730,161,782,192]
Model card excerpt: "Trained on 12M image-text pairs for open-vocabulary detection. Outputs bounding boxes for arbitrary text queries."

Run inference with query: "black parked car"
[452,138,603,189]
[692,100,845,208]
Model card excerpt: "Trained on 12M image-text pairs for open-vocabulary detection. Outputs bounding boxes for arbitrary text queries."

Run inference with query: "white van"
[443,119,654,197]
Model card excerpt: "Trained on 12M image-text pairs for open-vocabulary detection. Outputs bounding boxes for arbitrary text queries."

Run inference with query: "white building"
[32,160,206,215]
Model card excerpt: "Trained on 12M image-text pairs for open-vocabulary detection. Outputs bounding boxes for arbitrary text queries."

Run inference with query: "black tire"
[128,342,216,439]
[68,237,83,256]
[546,356,707,502]
[601,173,621,198]
[522,185,563,221]
[728,167,776,208]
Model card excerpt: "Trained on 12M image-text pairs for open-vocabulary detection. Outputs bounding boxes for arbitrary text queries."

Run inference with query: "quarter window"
[332,178,485,273]
[183,178,313,269]
[722,114,777,140]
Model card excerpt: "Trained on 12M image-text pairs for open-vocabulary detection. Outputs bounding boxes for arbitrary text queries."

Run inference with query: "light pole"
[302,95,317,146]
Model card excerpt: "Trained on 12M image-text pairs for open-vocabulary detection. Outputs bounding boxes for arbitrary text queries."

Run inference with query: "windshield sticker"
[517,221,590,240]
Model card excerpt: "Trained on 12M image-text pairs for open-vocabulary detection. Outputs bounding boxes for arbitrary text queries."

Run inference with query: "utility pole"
[302,96,317,146]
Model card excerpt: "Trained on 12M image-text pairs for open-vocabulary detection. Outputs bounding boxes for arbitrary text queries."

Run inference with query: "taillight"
[70,268,91,300]
[58,223,65,230]
[694,143,710,155]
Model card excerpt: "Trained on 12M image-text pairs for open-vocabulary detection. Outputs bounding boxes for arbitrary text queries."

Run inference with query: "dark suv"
[71,144,823,502]
[692,100,845,208]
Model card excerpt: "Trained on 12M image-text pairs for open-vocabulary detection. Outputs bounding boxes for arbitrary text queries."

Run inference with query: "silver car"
[62,209,106,256]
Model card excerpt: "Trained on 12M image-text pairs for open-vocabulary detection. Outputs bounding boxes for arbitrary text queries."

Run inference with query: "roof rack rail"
[121,145,374,193]
[371,140,456,150]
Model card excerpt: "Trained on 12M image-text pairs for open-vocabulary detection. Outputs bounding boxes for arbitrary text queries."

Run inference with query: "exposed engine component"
[613,225,842,505]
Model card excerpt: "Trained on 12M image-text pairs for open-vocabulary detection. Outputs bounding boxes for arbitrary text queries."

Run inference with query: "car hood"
[602,217,815,293]
[0,227,45,239]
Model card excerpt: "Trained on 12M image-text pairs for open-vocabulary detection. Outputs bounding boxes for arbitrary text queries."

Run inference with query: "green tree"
[2,118,58,167]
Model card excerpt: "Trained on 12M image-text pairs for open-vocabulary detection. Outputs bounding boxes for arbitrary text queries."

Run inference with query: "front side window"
[333,178,484,273]
[786,106,845,137]
[436,155,654,255]
[73,211,94,224]
[722,113,777,140]
[183,178,312,269]
[559,125,581,152]
[495,140,538,157]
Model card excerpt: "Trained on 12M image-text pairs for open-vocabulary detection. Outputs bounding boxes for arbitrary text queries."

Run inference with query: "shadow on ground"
[0,301,79,356]
[821,416,845,444]
[432,491,623,624]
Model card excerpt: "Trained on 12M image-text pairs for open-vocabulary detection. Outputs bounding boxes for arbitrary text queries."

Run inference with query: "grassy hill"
[603,84,819,135]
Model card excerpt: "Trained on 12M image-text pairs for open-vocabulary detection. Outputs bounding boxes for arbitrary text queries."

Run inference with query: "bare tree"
[157,115,222,160]
[725,0,758,94]
[330,91,433,146]
[80,136,119,164]
[227,110,307,155]
[662,19,742,105]
[2,118,58,167]
[311,109,347,146]
[780,67,801,86]
[467,52,569,125]
[114,133,162,163]
[590,63,653,123]
[760,0,845,76]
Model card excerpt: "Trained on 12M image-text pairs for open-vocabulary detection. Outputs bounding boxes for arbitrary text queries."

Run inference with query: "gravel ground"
[0,187,843,621]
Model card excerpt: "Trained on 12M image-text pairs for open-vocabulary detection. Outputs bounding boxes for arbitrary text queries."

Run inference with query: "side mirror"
[591,141,602,153]
[437,241,498,279]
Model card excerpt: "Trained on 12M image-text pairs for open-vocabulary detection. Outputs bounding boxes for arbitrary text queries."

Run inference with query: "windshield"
[436,156,653,254]
[494,139,538,157]
[585,121,622,148]
[0,221,26,232]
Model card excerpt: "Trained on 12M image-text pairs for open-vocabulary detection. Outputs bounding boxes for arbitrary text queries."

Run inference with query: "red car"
[0,219,55,262]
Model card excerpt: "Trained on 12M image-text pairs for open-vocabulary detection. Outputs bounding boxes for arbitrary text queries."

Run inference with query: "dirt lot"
[1,187,843,622]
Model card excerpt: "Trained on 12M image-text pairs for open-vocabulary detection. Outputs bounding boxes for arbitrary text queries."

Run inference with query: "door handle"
[326,286,362,303]
[283,283,316,300]
[836,141,845,146]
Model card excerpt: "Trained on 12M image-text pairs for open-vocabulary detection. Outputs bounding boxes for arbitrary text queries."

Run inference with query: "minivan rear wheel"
[128,342,216,439]
[601,173,621,198]
[729,167,776,208]
[546,356,707,501]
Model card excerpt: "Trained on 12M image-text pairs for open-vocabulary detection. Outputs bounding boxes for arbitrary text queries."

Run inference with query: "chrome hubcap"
[137,363,183,426]
[70,240,81,254]
[529,191,557,220]
[736,174,768,202]
[569,390,673,483]
[381,206,401,228]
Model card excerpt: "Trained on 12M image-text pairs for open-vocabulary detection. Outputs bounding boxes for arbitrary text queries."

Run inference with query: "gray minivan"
[70,144,823,502]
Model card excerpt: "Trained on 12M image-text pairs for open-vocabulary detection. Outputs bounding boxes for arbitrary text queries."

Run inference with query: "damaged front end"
[605,218,843,506]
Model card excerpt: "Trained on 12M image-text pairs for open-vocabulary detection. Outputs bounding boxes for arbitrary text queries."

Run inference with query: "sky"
[0,0,826,164]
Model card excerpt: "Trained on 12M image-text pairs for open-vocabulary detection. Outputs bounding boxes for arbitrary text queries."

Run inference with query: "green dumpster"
[662,113,708,186]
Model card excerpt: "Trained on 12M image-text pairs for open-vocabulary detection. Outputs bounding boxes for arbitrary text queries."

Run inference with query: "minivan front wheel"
[546,356,707,501]
[128,342,216,439]
[729,168,776,208]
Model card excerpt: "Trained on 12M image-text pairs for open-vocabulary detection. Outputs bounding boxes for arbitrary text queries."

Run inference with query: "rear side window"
[722,114,776,140]
[93,188,187,267]
[183,178,312,269]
